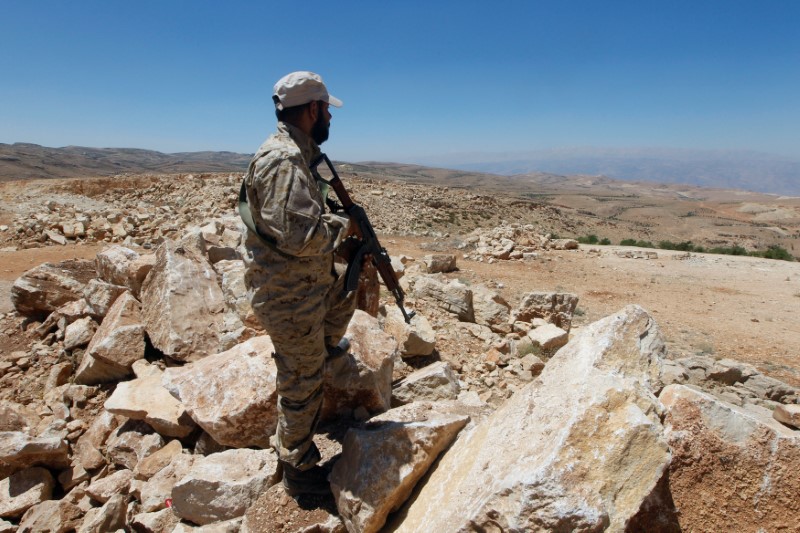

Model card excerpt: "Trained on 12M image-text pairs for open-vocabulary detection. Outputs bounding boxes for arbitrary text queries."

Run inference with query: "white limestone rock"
[422,254,457,273]
[133,453,195,513]
[11,259,96,318]
[105,369,197,439]
[0,432,69,476]
[74,411,120,471]
[527,322,569,351]
[213,259,261,330]
[471,283,511,334]
[129,507,181,533]
[76,493,127,533]
[322,311,396,421]
[140,238,226,361]
[17,499,83,533]
[396,305,670,532]
[162,336,278,448]
[171,449,280,526]
[411,276,474,322]
[512,291,579,332]
[391,361,460,406]
[382,305,435,358]
[82,279,128,319]
[774,403,800,429]
[105,420,164,470]
[0,467,55,519]
[330,401,469,533]
[64,316,98,350]
[75,292,145,385]
[85,469,133,504]
[95,245,154,297]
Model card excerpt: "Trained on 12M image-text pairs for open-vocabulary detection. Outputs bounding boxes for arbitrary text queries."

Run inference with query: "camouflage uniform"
[242,121,356,468]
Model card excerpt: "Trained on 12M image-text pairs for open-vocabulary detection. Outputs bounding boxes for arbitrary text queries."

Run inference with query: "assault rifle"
[311,153,416,324]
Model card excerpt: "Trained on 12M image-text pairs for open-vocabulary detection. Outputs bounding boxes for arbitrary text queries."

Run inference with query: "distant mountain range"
[2,143,799,196]
[413,148,800,196]
[0,143,251,180]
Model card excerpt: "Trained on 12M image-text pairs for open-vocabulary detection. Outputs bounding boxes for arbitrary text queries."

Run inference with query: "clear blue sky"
[2,1,799,163]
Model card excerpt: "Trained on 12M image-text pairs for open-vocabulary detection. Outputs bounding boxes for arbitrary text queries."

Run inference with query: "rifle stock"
[311,154,416,324]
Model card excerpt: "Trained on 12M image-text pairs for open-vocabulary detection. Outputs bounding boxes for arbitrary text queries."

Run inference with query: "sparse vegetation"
[576,234,612,245]
[516,343,542,358]
[619,238,794,261]
[620,238,655,248]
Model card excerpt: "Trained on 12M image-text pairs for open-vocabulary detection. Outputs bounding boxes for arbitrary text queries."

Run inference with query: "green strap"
[238,179,294,259]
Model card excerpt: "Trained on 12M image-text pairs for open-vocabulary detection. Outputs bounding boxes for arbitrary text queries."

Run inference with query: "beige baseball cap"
[272,71,343,111]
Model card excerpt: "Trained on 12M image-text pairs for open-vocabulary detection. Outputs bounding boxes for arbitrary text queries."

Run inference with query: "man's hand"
[346,215,363,239]
[336,236,362,263]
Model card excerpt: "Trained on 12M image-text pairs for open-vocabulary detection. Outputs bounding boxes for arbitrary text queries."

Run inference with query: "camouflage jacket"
[242,122,350,294]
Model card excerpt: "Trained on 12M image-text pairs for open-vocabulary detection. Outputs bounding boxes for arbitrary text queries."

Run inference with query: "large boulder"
[95,245,154,297]
[512,291,579,332]
[105,367,197,439]
[322,311,396,420]
[171,449,280,526]
[471,283,511,333]
[0,432,69,477]
[331,402,469,533]
[422,254,457,273]
[74,292,145,385]
[140,239,226,361]
[396,305,670,532]
[382,305,435,358]
[162,336,278,448]
[660,384,800,532]
[411,276,474,322]
[11,259,96,318]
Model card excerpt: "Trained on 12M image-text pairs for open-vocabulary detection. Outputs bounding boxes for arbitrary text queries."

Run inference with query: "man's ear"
[307,101,319,122]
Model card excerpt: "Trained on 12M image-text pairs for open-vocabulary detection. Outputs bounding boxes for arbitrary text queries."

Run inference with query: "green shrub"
[577,234,599,244]
[620,238,655,248]
[758,245,794,261]
[599,238,611,245]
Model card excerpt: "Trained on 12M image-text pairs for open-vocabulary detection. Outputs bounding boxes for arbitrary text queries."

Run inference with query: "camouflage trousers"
[249,263,356,469]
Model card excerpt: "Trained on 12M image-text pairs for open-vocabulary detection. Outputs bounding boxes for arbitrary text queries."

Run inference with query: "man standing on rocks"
[240,71,359,496]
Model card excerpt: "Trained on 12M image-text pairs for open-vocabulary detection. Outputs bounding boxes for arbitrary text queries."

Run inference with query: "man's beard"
[311,114,330,145]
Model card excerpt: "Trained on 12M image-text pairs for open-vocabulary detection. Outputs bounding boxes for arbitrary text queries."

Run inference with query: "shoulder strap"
[238,178,294,259]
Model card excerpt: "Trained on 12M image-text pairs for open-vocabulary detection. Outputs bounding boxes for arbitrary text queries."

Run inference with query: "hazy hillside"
[415,148,800,196]
[0,143,251,180]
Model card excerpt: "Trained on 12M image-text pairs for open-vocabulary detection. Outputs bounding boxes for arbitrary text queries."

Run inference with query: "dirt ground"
[4,237,796,388]
[385,236,800,387]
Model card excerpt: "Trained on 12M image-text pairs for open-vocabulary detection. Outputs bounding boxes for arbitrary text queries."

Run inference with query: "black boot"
[325,336,350,361]
[281,461,331,496]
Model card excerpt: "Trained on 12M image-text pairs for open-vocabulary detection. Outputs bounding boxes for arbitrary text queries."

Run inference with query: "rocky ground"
[0,173,799,532]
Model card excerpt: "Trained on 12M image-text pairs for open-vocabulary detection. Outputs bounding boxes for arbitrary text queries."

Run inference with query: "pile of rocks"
[0,173,580,251]
[1,174,242,250]
[2,223,799,531]
[458,222,579,263]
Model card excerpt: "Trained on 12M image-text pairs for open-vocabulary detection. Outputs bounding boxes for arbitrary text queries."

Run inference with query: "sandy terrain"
[388,236,800,387]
